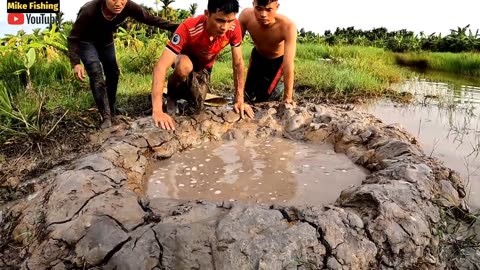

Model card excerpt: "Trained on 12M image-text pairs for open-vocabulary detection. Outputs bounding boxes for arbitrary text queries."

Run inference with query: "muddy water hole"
[146,137,368,206]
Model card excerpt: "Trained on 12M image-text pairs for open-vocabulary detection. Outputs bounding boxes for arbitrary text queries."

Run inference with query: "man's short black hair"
[207,0,239,14]
[255,0,278,6]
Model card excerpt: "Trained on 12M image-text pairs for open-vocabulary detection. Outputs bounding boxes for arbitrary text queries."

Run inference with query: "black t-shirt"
[67,0,179,67]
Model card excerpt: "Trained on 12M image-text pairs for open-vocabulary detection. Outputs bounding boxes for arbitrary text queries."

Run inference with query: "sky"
[1,0,479,37]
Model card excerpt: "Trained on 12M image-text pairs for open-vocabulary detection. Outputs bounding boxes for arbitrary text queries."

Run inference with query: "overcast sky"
[1,0,479,37]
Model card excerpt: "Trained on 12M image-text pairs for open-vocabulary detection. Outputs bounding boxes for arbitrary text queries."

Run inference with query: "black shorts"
[245,47,284,103]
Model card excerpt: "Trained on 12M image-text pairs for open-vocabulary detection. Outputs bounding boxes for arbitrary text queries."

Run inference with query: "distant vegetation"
[298,25,480,53]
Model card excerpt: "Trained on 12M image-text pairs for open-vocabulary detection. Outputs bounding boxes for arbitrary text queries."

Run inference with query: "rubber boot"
[89,62,112,128]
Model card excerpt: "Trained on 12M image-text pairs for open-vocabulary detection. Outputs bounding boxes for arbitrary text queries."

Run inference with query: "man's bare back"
[239,7,295,59]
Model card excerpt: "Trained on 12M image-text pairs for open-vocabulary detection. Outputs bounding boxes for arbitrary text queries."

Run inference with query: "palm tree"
[188,3,198,16]
[159,0,175,19]
[161,0,175,10]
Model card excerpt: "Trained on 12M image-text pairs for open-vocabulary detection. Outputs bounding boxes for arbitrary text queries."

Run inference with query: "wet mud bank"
[0,102,473,269]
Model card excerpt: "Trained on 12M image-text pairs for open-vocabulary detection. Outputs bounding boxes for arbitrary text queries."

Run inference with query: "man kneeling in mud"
[239,0,297,104]
[150,0,254,131]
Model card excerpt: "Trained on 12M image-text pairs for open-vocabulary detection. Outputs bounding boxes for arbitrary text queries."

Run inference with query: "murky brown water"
[360,78,480,209]
[146,137,368,206]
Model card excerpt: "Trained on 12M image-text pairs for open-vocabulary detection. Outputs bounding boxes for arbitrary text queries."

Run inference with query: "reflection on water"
[360,79,480,209]
[146,138,368,206]
[395,78,480,106]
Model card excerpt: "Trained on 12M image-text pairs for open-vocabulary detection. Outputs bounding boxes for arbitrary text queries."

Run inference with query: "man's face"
[106,0,127,14]
[205,10,237,37]
[252,1,279,26]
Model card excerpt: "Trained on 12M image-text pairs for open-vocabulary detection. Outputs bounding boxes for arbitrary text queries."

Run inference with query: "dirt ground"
[0,90,414,268]
[0,108,138,267]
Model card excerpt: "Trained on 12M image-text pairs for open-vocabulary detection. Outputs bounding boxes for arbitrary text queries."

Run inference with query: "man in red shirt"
[151,0,254,131]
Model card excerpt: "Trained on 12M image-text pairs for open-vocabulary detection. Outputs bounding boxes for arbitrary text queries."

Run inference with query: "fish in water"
[204,97,228,107]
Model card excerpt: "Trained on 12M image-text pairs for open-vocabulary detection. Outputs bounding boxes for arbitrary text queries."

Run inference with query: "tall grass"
[0,36,476,132]
[395,52,480,76]
[0,53,77,93]
[0,81,68,143]
[207,43,412,98]
[3,40,474,113]
[116,33,169,74]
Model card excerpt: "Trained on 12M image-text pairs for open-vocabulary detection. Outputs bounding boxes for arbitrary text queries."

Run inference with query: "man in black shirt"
[68,0,178,128]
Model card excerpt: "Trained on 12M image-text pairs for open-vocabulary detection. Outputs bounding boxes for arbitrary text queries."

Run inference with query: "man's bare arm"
[231,45,254,118]
[151,49,177,129]
[283,23,297,103]
[231,45,245,102]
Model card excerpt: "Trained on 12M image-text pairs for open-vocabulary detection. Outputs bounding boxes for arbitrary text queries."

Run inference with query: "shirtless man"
[239,0,297,104]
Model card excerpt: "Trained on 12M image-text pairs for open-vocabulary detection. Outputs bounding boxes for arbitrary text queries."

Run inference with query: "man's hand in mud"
[234,101,255,119]
[152,111,176,130]
[282,97,296,107]
[73,64,86,81]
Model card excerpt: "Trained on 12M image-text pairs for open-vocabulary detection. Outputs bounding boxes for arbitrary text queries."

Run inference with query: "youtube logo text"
[6,0,60,25]
[8,13,25,25]
[7,13,59,25]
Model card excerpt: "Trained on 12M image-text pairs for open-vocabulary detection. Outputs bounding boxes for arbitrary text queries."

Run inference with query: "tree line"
[298,25,480,53]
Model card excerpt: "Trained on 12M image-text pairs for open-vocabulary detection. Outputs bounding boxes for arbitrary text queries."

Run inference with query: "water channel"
[360,75,480,209]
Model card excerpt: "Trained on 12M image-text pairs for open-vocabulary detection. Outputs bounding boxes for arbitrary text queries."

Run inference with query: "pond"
[146,137,368,206]
[359,76,480,209]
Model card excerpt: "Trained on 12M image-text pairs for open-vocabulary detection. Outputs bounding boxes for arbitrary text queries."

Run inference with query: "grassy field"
[106,41,416,109]
[394,52,480,76]
[1,35,480,146]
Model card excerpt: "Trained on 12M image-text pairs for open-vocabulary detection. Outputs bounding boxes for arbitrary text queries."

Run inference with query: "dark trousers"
[79,41,119,118]
[244,47,284,103]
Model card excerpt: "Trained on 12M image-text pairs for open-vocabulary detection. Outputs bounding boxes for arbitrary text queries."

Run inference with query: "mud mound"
[1,103,469,269]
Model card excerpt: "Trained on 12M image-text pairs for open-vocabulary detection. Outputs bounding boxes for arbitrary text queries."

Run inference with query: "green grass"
[193,43,413,98]
[290,44,411,97]
[395,52,480,76]
[112,41,412,99]
[3,42,478,114]
[1,39,479,144]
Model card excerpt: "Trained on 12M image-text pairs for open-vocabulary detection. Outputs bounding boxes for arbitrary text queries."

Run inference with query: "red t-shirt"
[166,15,242,70]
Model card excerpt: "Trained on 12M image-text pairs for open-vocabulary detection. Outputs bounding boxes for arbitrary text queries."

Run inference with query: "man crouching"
[150,0,254,131]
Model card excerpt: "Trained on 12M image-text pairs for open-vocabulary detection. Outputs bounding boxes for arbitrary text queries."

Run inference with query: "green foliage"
[117,33,169,74]
[13,48,37,91]
[0,10,479,146]
[291,44,407,97]
[394,52,480,76]
[0,81,68,144]
[211,43,410,97]
[117,1,197,41]
[301,25,480,53]
[0,81,14,129]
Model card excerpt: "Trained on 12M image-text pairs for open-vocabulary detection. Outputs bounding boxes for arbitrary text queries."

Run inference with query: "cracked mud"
[0,102,474,269]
